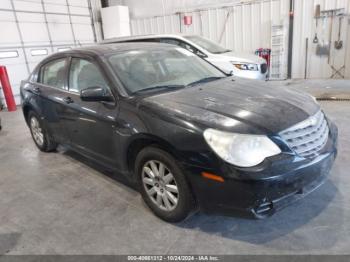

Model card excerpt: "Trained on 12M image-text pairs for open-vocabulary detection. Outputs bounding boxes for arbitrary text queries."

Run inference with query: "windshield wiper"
[187,76,225,87]
[133,85,184,94]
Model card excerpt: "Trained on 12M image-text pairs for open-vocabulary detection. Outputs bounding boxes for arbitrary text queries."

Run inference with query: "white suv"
[102,34,268,80]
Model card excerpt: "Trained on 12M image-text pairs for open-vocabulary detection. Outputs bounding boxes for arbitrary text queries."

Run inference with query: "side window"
[179,41,206,58]
[68,58,110,93]
[39,58,67,89]
[160,38,181,46]
[129,39,160,43]
[179,41,196,53]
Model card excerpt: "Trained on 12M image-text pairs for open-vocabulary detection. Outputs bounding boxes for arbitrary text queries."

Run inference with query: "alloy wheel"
[141,160,179,211]
[30,116,44,147]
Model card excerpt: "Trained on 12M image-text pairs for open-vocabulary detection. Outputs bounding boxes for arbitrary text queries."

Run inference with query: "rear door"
[62,56,119,166]
[35,57,71,143]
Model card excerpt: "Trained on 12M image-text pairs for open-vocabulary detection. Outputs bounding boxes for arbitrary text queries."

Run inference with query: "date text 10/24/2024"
[127,256,220,261]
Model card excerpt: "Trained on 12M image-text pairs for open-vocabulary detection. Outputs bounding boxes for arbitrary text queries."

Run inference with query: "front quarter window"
[68,58,110,94]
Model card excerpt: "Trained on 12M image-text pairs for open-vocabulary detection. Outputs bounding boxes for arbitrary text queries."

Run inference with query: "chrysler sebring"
[20,43,338,222]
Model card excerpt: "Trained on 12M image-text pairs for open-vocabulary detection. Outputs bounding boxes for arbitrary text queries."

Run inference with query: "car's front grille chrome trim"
[279,110,329,158]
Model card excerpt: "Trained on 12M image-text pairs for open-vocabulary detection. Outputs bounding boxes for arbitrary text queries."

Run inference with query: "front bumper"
[233,68,267,80]
[185,121,338,218]
[231,63,268,80]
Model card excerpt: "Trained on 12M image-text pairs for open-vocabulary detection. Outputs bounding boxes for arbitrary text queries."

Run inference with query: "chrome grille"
[279,111,329,157]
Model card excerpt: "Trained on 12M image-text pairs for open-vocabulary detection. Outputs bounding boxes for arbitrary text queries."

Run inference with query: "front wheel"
[28,111,57,152]
[135,147,195,222]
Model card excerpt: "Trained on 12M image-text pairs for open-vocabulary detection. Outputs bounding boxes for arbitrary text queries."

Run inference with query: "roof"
[100,34,191,44]
[58,42,177,56]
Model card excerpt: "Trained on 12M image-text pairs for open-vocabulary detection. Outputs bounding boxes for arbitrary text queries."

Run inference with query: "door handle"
[32,86,41,94]
[63,96,74,104]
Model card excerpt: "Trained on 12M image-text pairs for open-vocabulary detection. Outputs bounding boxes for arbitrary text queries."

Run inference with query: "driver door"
[62,57,118,166]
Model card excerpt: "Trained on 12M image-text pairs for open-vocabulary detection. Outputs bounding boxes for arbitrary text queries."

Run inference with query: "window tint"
[68,58,110,93]
[159,39,181,46]
[178,41,195,53]
[160,39,196,53]
[108,47,225,94]
[128,39,159,43]
[160,39,206,58]
[184,35,231,54]
[40,58,67,89]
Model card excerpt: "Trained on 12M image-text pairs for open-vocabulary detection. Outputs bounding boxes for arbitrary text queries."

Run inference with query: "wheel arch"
[126,134,182,175]
[22,104,36,125]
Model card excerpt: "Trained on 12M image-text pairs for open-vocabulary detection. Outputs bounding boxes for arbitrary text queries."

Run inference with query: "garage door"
[0,0,96,105]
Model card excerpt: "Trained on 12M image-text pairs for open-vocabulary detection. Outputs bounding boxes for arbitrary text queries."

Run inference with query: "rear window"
[39,58,67,89]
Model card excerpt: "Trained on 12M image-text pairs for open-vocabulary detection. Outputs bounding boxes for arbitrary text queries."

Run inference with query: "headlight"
[232,62,258,71]
[203,129,281,167]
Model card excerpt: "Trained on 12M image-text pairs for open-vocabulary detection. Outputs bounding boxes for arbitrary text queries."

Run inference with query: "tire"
[135,146,195,222]
[28,111,58,152]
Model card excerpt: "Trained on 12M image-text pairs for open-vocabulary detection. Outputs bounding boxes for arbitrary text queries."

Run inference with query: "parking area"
[0,98,349,255]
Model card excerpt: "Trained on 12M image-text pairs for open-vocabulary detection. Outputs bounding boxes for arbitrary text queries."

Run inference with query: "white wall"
[131,0,289,54]
[123,0,245,18]
[0,0,97,105]
[128,0,350,79]
[292,0,350,79]
[101,5,130,38]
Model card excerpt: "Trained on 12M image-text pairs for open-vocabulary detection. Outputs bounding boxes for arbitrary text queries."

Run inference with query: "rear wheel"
[28,111,57,152]
[135,147,195,222]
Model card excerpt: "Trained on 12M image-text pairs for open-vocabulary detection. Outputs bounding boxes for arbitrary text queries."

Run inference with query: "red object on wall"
[255,48,271,67]
[0,66,16,111]
[184,15,192,25]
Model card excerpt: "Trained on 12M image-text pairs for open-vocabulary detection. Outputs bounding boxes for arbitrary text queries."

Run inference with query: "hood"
[217,51,266,64]
[141,78,320,135]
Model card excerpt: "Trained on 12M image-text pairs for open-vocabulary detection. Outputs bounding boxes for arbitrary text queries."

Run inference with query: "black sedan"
[20,43,338,222]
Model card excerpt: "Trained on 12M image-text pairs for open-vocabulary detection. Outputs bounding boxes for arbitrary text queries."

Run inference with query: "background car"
[102,34,268,80]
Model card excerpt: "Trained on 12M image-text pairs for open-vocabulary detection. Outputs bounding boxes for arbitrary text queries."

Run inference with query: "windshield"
[184,35,231,54]
[108,47,226,94]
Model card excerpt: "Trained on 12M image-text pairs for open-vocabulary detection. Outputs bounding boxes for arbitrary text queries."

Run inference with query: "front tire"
[28,111,57,152]
[135,147,195,222]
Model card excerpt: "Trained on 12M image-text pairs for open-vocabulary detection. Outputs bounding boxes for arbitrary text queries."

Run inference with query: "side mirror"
[80,86,114,102]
